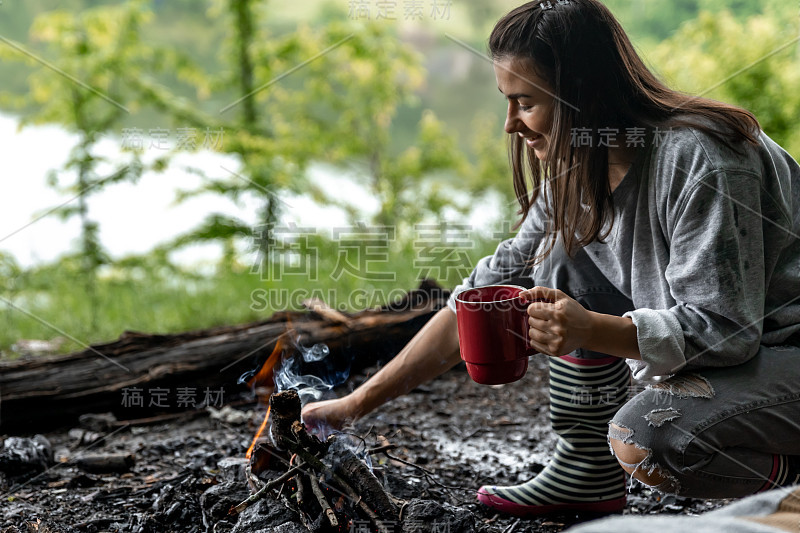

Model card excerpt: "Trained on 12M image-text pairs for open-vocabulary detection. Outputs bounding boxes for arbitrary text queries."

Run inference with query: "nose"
[504,102,523,134]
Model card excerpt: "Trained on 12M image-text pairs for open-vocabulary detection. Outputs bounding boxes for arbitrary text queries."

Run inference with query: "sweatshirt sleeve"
[447,192,549,312]
[624,169,770,379]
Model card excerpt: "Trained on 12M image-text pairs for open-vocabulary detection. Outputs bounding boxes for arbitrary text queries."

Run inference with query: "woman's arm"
[301,307,461,430]
[586,312,641,360]
[302,192,550,430]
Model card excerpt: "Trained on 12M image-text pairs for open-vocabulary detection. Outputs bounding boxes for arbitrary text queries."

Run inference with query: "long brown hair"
[489,0,760,260]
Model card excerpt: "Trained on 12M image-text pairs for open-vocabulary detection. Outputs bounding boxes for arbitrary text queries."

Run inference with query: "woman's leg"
[609,344,800,498]
[478,243,635,516]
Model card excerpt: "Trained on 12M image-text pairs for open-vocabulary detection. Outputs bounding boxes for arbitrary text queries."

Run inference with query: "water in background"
[0,112,374,268]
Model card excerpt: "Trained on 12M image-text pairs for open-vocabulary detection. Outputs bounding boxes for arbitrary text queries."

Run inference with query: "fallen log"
[0,281,449,433]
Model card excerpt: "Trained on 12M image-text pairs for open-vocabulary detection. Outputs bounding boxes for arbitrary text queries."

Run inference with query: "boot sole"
[477,488,626,517]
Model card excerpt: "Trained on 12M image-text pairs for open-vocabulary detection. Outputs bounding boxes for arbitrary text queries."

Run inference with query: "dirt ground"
[0,355,731,532]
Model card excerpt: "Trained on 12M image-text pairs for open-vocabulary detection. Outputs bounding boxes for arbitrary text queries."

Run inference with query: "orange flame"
[247,335,285,389]
[245,335,286,459]
[246,405,270,459]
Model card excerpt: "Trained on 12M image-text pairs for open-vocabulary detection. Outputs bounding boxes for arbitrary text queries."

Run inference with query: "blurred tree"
[602,0,700,42]
[469,112,515,206]
[464,0,502,34]
[696,0,795,19]
[128,0,300,268]
[0,3,162,328]
[603,0,795,46]
[0,252,25,312]
[651,10,800,156]
[140,1,470,268]
[301,21,469,232]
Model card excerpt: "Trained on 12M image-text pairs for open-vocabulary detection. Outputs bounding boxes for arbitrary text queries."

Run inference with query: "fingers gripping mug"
[454,285,537,385]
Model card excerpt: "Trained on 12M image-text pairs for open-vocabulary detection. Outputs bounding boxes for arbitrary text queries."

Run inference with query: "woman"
[303,0,800,517]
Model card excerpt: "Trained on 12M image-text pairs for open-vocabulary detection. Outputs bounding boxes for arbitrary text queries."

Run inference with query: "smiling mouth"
[522,134,544,148]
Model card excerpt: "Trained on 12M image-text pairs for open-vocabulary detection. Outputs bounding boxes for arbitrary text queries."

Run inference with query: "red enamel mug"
[454,285,536,385]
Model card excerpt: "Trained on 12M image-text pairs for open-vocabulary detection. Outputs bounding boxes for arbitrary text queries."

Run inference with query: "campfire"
[233,389,400,532]
[232,319,402,533]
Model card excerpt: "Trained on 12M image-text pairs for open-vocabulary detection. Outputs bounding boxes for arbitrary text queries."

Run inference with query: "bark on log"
[0,281,449,432]
[328,440,399,521]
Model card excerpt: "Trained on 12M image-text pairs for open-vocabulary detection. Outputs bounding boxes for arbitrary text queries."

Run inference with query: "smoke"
[255,335,371,468]
[300,343,329,363]
[273,339,351,407]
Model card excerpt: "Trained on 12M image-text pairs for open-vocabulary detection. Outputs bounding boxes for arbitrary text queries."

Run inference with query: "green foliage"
[0,252,25,299]
[285,19,471,230]
[348,108,470,230]
[601,0,797,45]
[651,10,800,156]
[696,0,795,20]
[156,2,471,256]
[0,3,172,325]
[3,1,800,356]
[19,4,145,129]
[469,112,515,206]
[0,234,501,355]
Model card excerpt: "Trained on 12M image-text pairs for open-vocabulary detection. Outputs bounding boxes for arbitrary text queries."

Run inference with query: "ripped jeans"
[530,240,800,499]
[610,348,800,498]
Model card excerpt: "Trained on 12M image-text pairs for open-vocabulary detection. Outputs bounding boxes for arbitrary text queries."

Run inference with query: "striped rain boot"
[478,355,630,516]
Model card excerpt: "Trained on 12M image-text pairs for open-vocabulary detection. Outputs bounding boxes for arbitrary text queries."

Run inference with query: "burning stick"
[327,437,399,521]
[291,421,327,455]
[293,467,314,530]
[293,457,306,509]
[283,424,397,529]
[269,390,305,450]
[367,444,398,455]
[230,464,303,515]
[309,474,338,527]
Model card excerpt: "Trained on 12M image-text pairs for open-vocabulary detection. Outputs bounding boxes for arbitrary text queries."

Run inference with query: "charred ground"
[0,356,729,532]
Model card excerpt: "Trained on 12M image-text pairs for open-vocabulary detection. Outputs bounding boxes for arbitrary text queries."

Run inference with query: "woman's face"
[493,56,556,161]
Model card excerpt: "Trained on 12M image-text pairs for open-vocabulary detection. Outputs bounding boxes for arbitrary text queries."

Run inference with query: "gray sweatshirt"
[449,127,800,380]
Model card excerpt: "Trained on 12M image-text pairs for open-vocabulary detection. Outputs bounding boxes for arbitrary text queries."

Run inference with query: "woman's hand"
[301,396,360,435]
[520,286,595,356]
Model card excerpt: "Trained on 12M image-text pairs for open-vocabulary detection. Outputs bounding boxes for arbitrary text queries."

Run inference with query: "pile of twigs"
[230,390,400,532]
